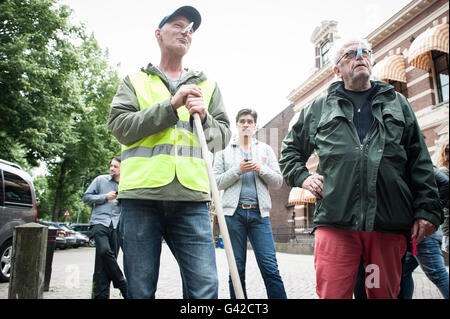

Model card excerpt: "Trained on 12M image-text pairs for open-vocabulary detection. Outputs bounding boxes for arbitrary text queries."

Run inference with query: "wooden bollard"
[8,223,48,299]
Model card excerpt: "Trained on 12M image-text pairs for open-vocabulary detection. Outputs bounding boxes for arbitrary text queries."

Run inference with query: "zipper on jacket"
[336,94,374,231]
[341,101,365,231]
[350,120,375,232]
[359,143,365,230]
[359,121,377,230]
[343,117,365,231]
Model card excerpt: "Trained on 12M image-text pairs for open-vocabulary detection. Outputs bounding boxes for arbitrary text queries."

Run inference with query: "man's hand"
[170,84,203,110]
[411,218,437,244]
[105,191,118,201]
[185,94,206,122]
[302,173,324,199]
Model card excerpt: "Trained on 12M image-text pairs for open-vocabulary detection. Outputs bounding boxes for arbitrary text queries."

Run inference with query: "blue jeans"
[225,207,287,299]
[400,227,449,299]
[119,199,218,299]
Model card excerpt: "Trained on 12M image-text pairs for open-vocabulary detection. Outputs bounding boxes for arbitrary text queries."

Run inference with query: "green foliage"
[0,0,81,166]
[0,0,122,221]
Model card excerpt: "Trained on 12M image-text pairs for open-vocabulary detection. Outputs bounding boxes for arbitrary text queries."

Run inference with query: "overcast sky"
[60,0,411,128]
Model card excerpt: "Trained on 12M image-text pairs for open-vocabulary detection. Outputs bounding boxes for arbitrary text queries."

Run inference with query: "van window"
[3,171,32,207]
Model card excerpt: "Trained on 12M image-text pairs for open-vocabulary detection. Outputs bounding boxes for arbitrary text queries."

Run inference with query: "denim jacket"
[213,138,282,217]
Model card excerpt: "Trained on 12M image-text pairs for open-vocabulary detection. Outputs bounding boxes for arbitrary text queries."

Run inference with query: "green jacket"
[108,63,231,201]
[279,81,442,234]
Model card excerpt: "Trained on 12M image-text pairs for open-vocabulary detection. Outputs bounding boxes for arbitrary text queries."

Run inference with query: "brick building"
[261,0,449,243]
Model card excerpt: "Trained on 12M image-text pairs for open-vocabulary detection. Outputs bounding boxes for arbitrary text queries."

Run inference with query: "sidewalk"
[0,244,446,299]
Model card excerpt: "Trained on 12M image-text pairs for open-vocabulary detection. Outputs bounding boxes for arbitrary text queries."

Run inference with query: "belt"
[238,203,258,209]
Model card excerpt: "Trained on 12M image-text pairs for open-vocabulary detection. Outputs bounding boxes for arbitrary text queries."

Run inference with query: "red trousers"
[314,226,406,299]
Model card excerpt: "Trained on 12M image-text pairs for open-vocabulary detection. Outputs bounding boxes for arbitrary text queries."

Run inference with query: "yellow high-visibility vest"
[119,71,215,194]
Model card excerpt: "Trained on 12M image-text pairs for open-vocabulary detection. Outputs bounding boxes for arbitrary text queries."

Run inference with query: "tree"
[0,0,83,167]
[46,34,121,221]
[0,0,121,221]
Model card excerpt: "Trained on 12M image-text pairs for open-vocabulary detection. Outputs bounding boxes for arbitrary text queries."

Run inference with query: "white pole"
[192,113,245,299]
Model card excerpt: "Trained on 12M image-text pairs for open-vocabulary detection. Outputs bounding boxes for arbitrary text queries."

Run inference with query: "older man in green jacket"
[279,38,442,299]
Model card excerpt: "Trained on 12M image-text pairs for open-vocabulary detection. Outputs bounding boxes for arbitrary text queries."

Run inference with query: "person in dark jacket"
[83,157,127,299]
[397,167,449,299]
[438,140,449,252]
[279,38,442,299]
[354,167,449,299]
[434,166,449,209]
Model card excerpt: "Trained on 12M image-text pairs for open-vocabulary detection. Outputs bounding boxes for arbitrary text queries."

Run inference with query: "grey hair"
[331,37,372,66]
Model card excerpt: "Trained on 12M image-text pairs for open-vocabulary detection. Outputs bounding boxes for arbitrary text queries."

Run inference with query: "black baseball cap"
[158,6,201,32]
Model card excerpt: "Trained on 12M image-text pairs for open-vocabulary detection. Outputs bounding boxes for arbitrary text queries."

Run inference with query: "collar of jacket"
[336,81,380,101]
[317,80,398,125]
[327,80,395,100]
[140,62,207,86]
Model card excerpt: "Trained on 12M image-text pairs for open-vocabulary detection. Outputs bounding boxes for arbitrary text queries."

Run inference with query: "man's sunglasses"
[336,49,372,65]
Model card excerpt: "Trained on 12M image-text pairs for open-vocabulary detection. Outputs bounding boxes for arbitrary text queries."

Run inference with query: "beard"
[353,70,371,82]
[344,68,372,90]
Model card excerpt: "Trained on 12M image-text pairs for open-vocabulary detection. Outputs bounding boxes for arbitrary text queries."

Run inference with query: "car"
[73,231,89,247]
[71,223,95,247]
[0,159,38,282]
[56,223,77,248]
[60,224,89,248]
[40,220,78,249]
[38,220,67,249]
[54,227,67,249]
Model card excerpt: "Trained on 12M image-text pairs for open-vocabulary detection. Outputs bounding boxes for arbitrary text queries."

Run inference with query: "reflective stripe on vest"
[119,71,215,194]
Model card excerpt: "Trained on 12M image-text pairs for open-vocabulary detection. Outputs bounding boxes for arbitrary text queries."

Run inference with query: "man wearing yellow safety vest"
[108,6,231,299]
